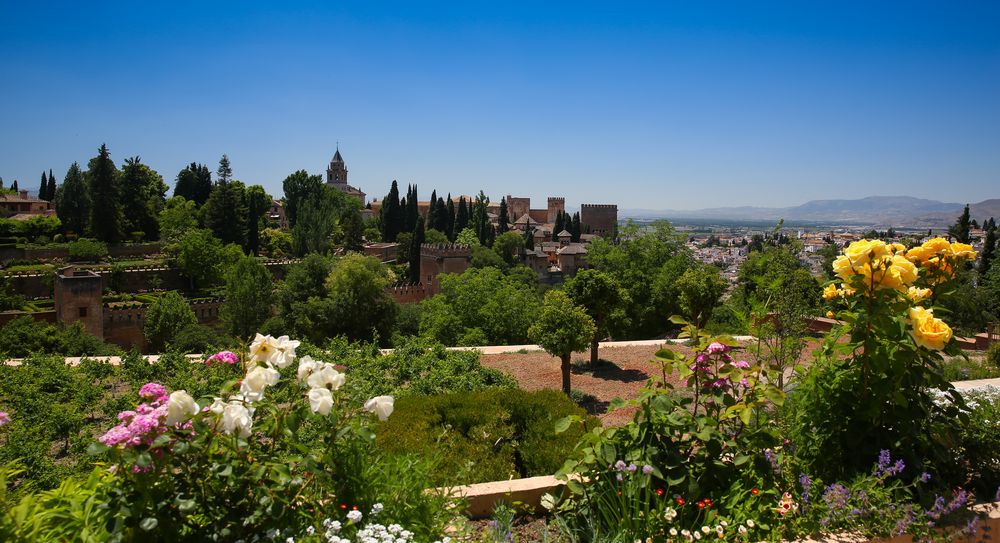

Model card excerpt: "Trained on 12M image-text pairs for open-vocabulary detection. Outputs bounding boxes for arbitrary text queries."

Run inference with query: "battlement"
[581,204,618,210]
[420,243,472,258]
[384,281,427,304]
[547,197,565,203]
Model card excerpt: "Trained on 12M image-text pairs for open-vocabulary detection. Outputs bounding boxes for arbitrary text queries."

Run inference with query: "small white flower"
[664,506,677,521]
[720,520,728,527]
[701,526,711,534]
[694,532,702,540]
[308,387,334,415]
[286,537,295,543]
[165,390,199,426]
[241,365,280,402]
[347,509,363,523]
[273,335,300,369]
[307,364,346,391]
[265,528,278,539]
[715,525,724,535]
[364,395,394,421]
[738,526,748,535]
[249,333,281,365]
[746,520,755,528]
[371,502,384,515]
[306,526,315,535]
[670,528,678,536]
[222,400,253,438]
[297,356,320,383]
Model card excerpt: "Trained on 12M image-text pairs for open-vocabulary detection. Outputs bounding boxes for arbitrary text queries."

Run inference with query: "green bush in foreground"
[376,389,599,486]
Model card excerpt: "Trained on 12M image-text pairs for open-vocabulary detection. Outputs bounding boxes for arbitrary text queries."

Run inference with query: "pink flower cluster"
[0,411,10,427]
[100,382,184,448]
[688,343,752,390]
[206,351,239,365]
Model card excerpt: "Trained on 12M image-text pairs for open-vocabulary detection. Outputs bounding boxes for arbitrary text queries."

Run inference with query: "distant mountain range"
[621,196,1000,228]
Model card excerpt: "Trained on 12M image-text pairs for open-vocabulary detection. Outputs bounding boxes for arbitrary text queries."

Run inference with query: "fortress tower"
[54,266,104,339]
[547,197,565,224]
[580,204,618,238]
[419,244,473,297]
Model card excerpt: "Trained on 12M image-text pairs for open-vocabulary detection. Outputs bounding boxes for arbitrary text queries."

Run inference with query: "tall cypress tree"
[949,204,971,243]
[524,226,535,250]
[446,193,456,240]
[571,212,582,242]
[404,184,419,233]
[553,212,565,241]
[498,197,510,233]
[39,172,49,200]
[55,163,91,235]
[456,197,469,233]
[434,197,448,233]
[46,169,56,201]
[87,143,124,243]
[379,180,402,242]
[426,189,438,231]
[11,180,18,192]
[408,219,425,283]
[979,219,997,278]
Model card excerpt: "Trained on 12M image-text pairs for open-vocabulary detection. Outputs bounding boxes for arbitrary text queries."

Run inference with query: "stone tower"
[54,266,104,339]
[326,147,348,186]
[547,197,566,224]
[419,244,473,297]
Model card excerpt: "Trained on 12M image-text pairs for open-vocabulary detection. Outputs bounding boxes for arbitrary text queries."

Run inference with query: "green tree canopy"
[676,263,728,329]
[86,144,124,243]
[158,196,199,243]
[173,163,212,206]
[172,229,242,290]
[222,255,274,339]
[564,269,629,365]
[55,162,91,236]
[281,170,323,228]
[144,291,198,352]
[529,290,595,394]
[203,180,248,248]
[120,156,168,241]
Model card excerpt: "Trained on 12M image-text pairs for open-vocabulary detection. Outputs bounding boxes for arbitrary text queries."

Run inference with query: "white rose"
[273,335,300,369]
[241,365,280,402]
[297,356,320,383]
[164,390,199,426]
[308,388,334,415]
[249,333,280,366]
[364,395,394,421]
[222,401,253,438]
[307,364,345,391]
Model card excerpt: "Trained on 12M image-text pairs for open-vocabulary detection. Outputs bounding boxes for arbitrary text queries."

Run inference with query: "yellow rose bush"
[790,238,973,483]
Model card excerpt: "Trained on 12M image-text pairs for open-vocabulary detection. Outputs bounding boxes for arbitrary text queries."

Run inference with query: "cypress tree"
[87,143,124,243]
[571,212,582,242]
[524,226,535,250]
[11,180,18,192]
[39,172,49,200]
[949,204,971,243]
[553,212,565,241]
[979,219,996,278]
[434,197,448,233]
[46,169,56,201]
[55,162,91,235]
[379,180,402,242]
[404,184,419,233]
[498,197,510,233]
[426,189,438,231]
[408,219,425,283]
[456,197,469,233]
[446,194,456,240]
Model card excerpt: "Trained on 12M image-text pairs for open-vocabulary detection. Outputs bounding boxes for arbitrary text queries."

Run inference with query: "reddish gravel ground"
[480,338,827,426]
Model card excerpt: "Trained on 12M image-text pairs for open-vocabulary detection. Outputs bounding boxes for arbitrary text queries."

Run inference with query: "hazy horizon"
[1,1,997,209]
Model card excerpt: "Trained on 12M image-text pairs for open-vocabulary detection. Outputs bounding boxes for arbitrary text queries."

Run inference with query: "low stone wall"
[103,298,223,351]
[0,242,164,264]
[0,309,56,327]
[385,282,427,304]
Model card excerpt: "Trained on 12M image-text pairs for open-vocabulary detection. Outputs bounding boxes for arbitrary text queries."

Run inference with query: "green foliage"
[157,196,199,243]
[492,230,524,267]
[260,227,293,257]
[378,180,403,242]
[172,163,212,206]
[419,267,541,346]
[529,290,595,394]
[586,220,695,339]
[292,184,359,256]
[166,323,231,354]
[67,238,108,262]
[455,227,480,247]
[86,144,124,243]
[958,389,1000,496]
[143,291,198,352]
[171,228,242,290]
[564,269,629,366]
[202,179,248,248]
[119,156,168,241]
[424,228,448,245]
[0,463,113,542]
[281,169,323,229]
[988,341,1000,368]
[221,255,273,339]
[0,215,61,241]
[948,204,971,243]
[376,389,598,485]
[676,263,727,329]
[54,162,90,236]
[0,316,115,358]
[244,185,272,256]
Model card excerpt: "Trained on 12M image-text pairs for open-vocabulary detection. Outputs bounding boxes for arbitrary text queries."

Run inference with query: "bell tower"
[326,146,348,186]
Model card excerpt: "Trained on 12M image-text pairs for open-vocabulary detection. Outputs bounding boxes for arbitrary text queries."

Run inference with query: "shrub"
[987,341,1000,369]
[67,238,108,262]
[376,388,598,485]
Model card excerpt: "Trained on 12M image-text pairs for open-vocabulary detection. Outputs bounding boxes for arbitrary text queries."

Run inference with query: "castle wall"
[419,244,472,297]
[385,282,427,304]
[507,196,530,222]
[580,204,618,238]
[547,197,565,224]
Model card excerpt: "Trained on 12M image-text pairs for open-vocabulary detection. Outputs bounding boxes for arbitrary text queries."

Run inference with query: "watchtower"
[419,244,473,297]
[54,266,104,339]
[547,197,566,225]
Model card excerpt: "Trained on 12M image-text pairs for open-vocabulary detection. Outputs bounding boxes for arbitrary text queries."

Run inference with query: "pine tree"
[87,144,124,243]
[379,180,402,242]
[217,154,233,185]
[46,169,56,201]
[498,197,510,233]
[408,219,425,283]
[949,204,971,243]
[456,197,469,233]
[203,180,248,248]
[55,163,91,235]
[446,194,456,240]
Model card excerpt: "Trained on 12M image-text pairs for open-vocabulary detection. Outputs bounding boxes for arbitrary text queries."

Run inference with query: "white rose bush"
[90,333,450,542]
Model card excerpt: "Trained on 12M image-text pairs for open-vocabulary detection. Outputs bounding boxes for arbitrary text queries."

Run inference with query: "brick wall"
[580,204,618,237]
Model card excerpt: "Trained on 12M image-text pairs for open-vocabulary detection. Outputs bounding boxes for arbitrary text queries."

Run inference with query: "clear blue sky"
[1,1,997,210]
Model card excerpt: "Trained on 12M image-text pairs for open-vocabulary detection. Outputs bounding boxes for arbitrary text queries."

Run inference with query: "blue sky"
[1,1,997,210]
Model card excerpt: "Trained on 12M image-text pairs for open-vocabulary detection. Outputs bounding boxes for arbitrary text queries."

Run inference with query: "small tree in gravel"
[529,290,595,395]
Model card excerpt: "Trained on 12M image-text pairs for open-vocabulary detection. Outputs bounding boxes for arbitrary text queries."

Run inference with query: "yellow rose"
[890,254,918,286]
[826,310,835,319]
[889,242,907,254]
[923,237,951,253]
[844,239,888,263]
[908,307,953,350]
[949,242,976,260]
[905,245,931,263]
[832,255,856,281]
[906,286,932,303]
[823,283,841,300]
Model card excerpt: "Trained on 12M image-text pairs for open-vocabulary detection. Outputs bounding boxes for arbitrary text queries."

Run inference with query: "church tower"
[326,147,348,186]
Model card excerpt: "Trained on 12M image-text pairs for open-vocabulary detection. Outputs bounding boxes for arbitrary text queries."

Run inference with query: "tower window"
[78,307,88,317]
